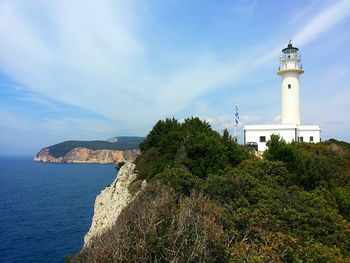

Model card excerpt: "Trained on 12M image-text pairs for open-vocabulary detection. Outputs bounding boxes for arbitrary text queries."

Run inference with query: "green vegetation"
[71,118,350,262]
[136,118,250,180]
[46,136,144,158]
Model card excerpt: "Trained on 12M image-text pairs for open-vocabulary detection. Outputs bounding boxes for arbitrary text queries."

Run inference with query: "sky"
[1,0,350,155]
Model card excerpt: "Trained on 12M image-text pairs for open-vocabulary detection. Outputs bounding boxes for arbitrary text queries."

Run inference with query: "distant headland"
[34,136,144,164]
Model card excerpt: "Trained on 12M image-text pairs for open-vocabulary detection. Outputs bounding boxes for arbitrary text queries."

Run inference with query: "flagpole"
[234,101,239,142]
[233,100,237,139]
[234,111,236,140]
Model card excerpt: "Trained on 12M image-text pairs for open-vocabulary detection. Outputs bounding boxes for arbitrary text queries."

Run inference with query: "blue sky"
[1,0,350,155]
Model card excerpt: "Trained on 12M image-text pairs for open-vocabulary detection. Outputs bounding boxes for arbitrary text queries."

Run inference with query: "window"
[310,136,314,142]
[288,84,291,89]
[299,136,303,142]
[260,136,266,142]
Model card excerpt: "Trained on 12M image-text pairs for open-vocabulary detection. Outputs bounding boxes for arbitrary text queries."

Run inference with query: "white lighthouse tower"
[243,41,321,151]
[278,41,303,125]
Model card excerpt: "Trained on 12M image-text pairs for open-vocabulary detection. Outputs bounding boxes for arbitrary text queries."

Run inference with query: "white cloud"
[0,1,144,118]
[293,0,350,46]
[273,115,281,123]
[204,114,261,132]
[230,0,258,17]
[39,117,119,137]
[0,0,253,133]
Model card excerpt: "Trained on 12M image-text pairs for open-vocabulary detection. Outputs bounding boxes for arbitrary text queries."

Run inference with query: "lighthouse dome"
[279,41,302,67]
[282,41,299,54]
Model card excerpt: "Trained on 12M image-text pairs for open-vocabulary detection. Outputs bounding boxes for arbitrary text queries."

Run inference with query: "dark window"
[260,136,266,142]
[299,136,303,142]
[310,136,314,142]
[288,84,291,89]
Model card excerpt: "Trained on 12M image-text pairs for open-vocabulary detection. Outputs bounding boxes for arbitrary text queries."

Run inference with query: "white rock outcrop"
[83,162,146,247]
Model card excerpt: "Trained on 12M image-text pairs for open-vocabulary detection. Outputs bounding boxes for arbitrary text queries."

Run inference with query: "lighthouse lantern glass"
[280,45,302,69]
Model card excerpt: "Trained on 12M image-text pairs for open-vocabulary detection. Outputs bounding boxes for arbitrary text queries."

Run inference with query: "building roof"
[244,124,297,130]
[244,124,321,131]
[298,125,321,131]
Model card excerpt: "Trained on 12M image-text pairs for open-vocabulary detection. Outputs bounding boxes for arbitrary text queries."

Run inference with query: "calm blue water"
[0,156,116,263]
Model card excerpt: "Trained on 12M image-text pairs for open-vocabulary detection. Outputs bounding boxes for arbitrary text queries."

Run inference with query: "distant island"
[34,136,144,164]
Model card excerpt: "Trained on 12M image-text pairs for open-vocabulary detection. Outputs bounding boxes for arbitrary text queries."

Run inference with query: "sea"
[0,156,117,263]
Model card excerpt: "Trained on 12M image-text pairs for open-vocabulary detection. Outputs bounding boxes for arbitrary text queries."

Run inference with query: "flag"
[235,104,239,127]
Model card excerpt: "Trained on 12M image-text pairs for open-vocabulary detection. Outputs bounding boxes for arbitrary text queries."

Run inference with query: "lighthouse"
[277,41,303,125]
[243,42,321,151]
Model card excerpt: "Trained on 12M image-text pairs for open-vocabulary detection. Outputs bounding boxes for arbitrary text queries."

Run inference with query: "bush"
[135,117,251,180]
[73,184,229,263]
[264,135,342,190]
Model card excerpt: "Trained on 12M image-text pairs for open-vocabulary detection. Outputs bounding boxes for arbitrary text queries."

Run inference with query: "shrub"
[135,117,251,180]
[73,184,229,263]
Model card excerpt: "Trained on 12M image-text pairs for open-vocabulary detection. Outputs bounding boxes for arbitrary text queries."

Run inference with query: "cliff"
[34,147,139,164]
[83,162,146,247]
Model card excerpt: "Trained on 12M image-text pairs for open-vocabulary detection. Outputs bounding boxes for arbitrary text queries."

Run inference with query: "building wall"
[245,127,297,151]
[298,128,321,143]
[244,125,321,151]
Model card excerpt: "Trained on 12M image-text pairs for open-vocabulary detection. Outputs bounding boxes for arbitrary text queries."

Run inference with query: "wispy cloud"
[0,0,253,131]
[294,0,350,46]
[203,114,261,133]
[39,117,120,138]
[230,0,258,17]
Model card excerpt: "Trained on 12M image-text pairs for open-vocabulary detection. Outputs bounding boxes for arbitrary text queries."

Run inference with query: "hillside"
[70,118,350,262]
[47,136,144,158]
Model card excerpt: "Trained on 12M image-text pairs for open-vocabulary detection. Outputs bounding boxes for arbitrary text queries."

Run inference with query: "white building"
[244,42,321,151]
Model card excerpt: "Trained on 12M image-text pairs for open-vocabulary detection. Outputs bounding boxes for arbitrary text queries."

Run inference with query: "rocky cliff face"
[34,147,139,164]
[83,162,146,247]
